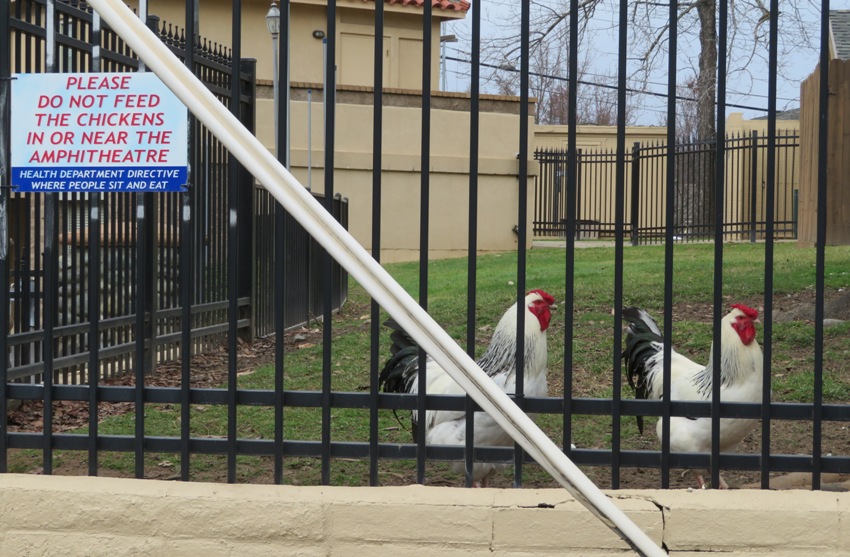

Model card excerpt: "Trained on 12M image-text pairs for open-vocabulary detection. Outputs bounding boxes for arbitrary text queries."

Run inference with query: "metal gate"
[534,132,800,244]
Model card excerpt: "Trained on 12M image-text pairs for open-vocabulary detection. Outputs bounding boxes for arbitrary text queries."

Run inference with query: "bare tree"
[481,1,818,137]
[663,77,700,142]
[487,33,570,124]
[476,0,818,230]
[486,32,637,125]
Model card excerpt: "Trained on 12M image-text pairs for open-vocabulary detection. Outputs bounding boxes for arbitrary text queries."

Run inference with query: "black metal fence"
[534,132,800,243]
[1,0,847,495]
[2,0,255,385]
[2,0,347,385]
[254,190,349,338]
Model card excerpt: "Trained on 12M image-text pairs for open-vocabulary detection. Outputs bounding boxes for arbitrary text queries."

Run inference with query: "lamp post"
[440,32,457,91]
[265,1,280,159]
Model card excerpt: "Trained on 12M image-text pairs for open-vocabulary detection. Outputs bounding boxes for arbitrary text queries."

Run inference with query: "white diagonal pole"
[84,1,664,554]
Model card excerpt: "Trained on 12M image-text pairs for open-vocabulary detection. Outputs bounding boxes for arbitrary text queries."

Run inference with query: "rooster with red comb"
[623,304,764,489]
[380,290,557,487]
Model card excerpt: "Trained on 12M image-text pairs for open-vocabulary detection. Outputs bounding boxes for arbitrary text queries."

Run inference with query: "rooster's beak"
[549,303,557,311]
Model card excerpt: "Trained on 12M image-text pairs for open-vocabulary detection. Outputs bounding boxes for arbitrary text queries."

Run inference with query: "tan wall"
[135,1,508,263]
[261,85,538,263]
[725,113,802,241]
[2,474,849,556]
[534,125,669,234]
[535,124,669,151]
[725,112,801,136]
[136,0,458,89]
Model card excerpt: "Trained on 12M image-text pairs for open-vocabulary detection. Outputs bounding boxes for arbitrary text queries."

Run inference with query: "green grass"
[10,242,850,486]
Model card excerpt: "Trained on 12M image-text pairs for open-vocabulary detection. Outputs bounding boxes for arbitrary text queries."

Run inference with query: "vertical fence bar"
[789,133,799,238]
[415,0,431,486]
[64,189,77,386]
[575,150,583,233]
[237,60,256,337]
[812,0,830,492]
[273,194,285,485]
[760,0,780,489]
[710,0,729,490]
[321,0,337,486]
[513,0,531,488]
[87,11,102,474]
[611,0,629,490]
[0,0,10,475]
[142,193,156,378]
[630,143,640,246]
[563,0,579,462]
[226,0,244,484]
[180,0,198,483]
[42,0,58,476]
[368,0,383,487]
[660,0,678,489]
[134,193,147,479]
[749,131,759,243]
[464,0,481,489]
[179,185,193,479]
[273,0,291,486]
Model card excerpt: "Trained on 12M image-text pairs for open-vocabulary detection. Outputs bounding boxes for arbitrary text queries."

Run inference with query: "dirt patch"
[6,329,322,434]
[773,288,850,322]
[667,288,850,324]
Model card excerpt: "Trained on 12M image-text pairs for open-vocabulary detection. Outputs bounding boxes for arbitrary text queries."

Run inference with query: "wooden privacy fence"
[799,58,850,246]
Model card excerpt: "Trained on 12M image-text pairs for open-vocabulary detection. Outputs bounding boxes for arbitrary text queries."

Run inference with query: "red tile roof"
[367,0,471,13]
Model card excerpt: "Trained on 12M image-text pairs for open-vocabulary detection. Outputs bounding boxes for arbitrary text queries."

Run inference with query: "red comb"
[528,289,555,306]
[731,303,758,320]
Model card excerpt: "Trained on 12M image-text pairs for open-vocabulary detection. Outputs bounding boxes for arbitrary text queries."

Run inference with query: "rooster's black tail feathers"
[378,318,420,394]
[622,307,664,434]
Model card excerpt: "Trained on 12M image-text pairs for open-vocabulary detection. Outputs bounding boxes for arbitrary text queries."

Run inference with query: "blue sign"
[11,72,189,192]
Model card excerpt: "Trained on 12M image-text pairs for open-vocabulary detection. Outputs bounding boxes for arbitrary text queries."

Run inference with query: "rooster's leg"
[695,471,729,489]
[472,473,492,489]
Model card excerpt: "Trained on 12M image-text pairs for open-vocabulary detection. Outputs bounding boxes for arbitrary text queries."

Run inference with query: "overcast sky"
[441,1,840,125]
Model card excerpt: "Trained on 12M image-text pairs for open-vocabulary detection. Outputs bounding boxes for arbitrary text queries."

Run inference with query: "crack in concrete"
[613,494,670,554]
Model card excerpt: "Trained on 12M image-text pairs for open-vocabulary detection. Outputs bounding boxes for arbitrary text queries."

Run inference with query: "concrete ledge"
[0,474,848,556]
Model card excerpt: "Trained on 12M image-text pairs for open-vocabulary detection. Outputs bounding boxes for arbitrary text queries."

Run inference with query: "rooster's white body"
[623,304,763,488]
[380,290,556,487]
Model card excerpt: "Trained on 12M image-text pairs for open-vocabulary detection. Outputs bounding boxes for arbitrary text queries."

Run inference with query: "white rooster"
[622,304,763,489]
[379,289,557,487]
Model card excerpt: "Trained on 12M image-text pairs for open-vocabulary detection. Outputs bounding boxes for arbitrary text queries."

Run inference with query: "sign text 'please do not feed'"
[11,72,188,192]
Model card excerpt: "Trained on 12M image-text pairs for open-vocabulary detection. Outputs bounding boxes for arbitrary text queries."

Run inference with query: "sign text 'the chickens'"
[10,72,188,192]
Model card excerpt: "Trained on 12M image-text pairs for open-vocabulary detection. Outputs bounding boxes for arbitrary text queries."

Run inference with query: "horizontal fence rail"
[1,0,848,525]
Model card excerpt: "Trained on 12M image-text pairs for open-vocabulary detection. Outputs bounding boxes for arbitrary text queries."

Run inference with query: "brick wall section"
[1,474,849,556]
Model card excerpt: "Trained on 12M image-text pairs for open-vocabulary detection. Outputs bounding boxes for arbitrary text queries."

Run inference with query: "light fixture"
[265,1,280,38]
[312,29,325,39]
[266,1,281,158]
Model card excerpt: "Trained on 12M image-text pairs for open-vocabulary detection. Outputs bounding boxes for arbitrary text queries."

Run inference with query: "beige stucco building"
[131,1,802,260]
[135,0,541,263]
[132,0,467,90]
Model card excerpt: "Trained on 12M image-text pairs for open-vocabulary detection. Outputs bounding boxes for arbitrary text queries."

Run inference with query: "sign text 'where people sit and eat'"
[11,72,188,193]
